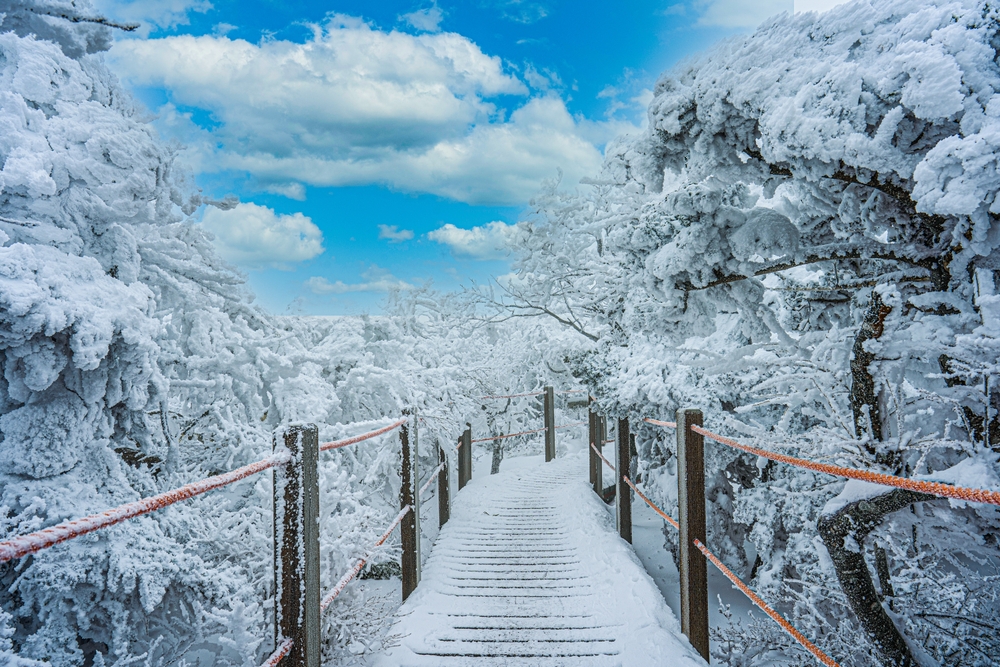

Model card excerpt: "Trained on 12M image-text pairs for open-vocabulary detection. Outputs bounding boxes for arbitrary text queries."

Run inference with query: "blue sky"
[90,0,824,315]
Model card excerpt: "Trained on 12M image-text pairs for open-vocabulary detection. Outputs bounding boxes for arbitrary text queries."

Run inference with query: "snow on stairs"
[374,455,708,667]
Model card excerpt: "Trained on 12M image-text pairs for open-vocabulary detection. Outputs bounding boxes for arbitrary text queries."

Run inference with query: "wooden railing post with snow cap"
[676,408,709,661]
[458,424,472,490]
[589,400,601,495]
[273,424,320,667]
[616,417,632,543]
[544,385,556,461]
[400,417,420,601]
[438,443,450,527]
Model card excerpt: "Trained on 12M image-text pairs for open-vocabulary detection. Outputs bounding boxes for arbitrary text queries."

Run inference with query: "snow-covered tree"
[504,1,1000,664]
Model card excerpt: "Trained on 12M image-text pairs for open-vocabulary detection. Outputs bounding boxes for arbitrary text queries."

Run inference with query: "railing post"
[676,408,709,661]
[615,417,632,543]
[273,424,320,667]
[438,444,450,527]
[400,418,420,601]
[589,401,599,493]
[458,424,472,490]
[544,385,556,461]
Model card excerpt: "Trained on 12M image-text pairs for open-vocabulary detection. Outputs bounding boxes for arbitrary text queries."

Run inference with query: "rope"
[643,417,677,428]
[480,391,544,399]
[320,506,412,612]
[320,419,407,451]
[470,427,546,443]
[623,471,840,667]
[554,421,588,429]
[623,475,679,529]
[690,425,1000,508]
[590,442,616,472]
[0,453,289,564]
[602,439,614,445]
[259,638,294,667]
[419,462,447,498]
[693,539,840,667]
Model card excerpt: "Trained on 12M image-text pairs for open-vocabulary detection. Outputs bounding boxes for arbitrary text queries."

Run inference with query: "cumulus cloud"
[108,16,622,205]
[201,202,324,268]
[401,3,445,32]
[696,0,791,28]
[378,225,415,242]
[427,220,518,260]
[91,0,211,35]
[306,266,413,294]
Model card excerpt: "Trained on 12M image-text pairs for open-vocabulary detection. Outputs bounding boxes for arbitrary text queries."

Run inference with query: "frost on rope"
[508,1,1000,665]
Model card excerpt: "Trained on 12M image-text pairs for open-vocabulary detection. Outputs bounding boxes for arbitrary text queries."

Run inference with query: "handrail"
[690,424,1000,507]
[0,453,288,564]
[320,506,412,612]
[623,471,840,667]
[321,418,406,451]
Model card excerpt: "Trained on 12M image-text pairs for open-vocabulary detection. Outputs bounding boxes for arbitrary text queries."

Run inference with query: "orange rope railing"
[320,419,406,451]
[470,427,546,443]
[320,506,411,612]
[590,441,616,472]
[419,462,446,498]
[623,475,678,529]
[689,425,1000,508]
[623,469,840,667]
[480,391,544,399]
[0,453,289,564]
[693,539,839,667]
[259,638,294,667]
[641,418,1000,508]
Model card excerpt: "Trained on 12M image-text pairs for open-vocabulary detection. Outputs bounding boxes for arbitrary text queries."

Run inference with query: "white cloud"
[262,182,307,200]
[201,202,324,268]
[91,0,211,35]
[401,3,444,32]
[696,0,792,28]
[108,17,625,205]
[306,266,413,294]
[378,225,415,242]
[427,220,518,260]
[498,1,549,24]
[794,0,848,13]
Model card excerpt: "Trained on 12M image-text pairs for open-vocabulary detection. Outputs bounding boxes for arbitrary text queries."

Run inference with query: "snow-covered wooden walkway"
[374,455,707,667]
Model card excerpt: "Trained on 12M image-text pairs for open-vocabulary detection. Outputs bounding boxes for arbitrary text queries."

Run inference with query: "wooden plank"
[273,424,320,667]
[615,417,632,544]
[438,444,450,527]
[544,386,556,461]
[589,404,600,495]
[458,425,472,490]
[676,408,709,660]
[401,420,421,600]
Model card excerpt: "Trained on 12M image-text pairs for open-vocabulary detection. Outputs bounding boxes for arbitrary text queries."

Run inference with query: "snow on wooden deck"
[373,454,708,667]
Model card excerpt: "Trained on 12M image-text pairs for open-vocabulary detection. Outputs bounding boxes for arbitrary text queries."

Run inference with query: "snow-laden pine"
[503,1,1000,665]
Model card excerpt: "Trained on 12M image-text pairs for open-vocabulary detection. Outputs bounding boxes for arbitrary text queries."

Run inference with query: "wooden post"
[616,417,632,543]
[273,424,320,667]
[589,402,600,495]
[438,444,450,527]
[400,419,420,601]
[677,408,709,661]
[458,424,472,490]
[544,385,556,462]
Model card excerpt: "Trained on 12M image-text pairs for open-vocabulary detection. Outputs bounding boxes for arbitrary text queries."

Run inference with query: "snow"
[820,479,889,517]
